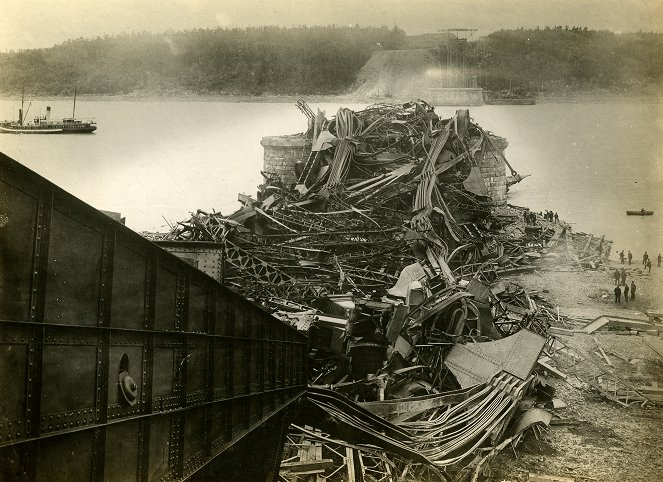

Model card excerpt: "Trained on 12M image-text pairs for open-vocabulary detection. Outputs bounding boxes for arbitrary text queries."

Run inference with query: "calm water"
[1,99,661,262]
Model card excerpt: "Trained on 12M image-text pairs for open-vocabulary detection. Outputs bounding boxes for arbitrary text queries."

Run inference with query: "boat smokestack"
[46,106,51,120]
[18,108,22,125]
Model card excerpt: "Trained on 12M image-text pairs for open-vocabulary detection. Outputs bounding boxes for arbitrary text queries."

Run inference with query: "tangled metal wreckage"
[144,100,627,480]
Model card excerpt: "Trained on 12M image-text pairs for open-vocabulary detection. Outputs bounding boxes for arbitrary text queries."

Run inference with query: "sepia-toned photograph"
[1,1,662,480]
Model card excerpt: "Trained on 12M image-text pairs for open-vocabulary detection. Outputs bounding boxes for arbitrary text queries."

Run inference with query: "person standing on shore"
[554,212,559,223]
[620,268,627,285]
[647,259,652,273]
[643,251,649,266]
[620,250,625,264]
[614,284,622,304]
[628,251,633,265]
[623,282,629,302]
[613,269,620,286]
[630,281,636,301]
[658,253,661,267]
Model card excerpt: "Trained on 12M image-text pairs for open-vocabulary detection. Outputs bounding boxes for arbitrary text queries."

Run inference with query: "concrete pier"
[428,88,484,106]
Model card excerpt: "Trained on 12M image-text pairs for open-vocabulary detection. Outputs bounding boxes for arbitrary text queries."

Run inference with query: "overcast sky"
[1,0,662,51]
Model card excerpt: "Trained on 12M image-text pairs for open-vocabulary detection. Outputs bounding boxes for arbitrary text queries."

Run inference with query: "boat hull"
[1,125,63,134]
[0,124,96,134]
[626,210,654,216]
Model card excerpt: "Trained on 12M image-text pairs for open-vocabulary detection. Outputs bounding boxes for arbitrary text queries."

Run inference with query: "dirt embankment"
[507,263,663,322]
[490,264,663,481]
[352,49,440,101]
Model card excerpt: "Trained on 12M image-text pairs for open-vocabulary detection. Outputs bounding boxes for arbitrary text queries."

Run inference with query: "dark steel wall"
[0,152,307,481]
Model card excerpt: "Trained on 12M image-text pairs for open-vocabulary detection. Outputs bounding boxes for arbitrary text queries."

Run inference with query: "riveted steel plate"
[183,407,206,474]
[148,414,172,480]
[215,293,231,336]
[111,241,148,330]
[0,180,37,322]
[37,430,94,481]
[0,152,307,481]
[0,325,30,443]
[185,342,208,404]
[105,419,141,482]
[44,208,103,326]
[154,264,179,332]
[188,281,208,333]
[445,329,546,387]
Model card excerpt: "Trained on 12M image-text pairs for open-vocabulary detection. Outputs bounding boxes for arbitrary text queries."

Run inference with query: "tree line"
[1,25,661,96]
[0,26,406,96]
[446,27,663,93]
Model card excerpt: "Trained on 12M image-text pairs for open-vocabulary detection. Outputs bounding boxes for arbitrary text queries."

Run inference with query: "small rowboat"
[626,209,654,216]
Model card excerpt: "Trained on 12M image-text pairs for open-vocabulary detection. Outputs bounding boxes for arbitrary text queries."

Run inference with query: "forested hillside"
[0,25,661,96]
[469,27,663,93]
[0,26,406,95]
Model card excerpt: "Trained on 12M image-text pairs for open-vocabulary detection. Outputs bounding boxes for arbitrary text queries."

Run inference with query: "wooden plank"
[552,398,567,409]
[636,386,663,401]
[537,359,568,380]
[549,419,581,426]
[280,459,334,473]
[607,350,629,362]
[599,390,631,407]
[597,346,613,366]
[546,342,583,362]
[580,316,609,334]
[315,442,325,482]
[346,448,356,482]
[637,385,663,393]
[549,326,575,336]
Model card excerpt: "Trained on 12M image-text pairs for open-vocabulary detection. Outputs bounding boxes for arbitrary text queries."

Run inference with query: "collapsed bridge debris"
[143,100,616,480]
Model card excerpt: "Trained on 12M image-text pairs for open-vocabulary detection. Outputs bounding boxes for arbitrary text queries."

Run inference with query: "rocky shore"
[490,251,663,481]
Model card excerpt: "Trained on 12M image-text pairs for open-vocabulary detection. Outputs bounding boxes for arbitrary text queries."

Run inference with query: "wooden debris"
[537,357,568,380]
[551,398,567,409]
[596,346,613,366]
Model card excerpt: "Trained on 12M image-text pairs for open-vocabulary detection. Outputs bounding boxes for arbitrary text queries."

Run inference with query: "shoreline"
[495,232,663,482]
[506,261,662,321]
[512,215,661,318]
[1,92,661,105]
[495,204,661,321]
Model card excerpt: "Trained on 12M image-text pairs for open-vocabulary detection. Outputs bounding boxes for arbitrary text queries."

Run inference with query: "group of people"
[618,250,633,265]
[641,251,661,273]
[522,209,559,225]
[543,210,559,223]
[611,248,662,304]
[613,267,636,304]
[618,250,661,273]
[523,210,537,225]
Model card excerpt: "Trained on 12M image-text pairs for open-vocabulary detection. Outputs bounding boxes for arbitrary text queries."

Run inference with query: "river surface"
[1,99,661,262]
